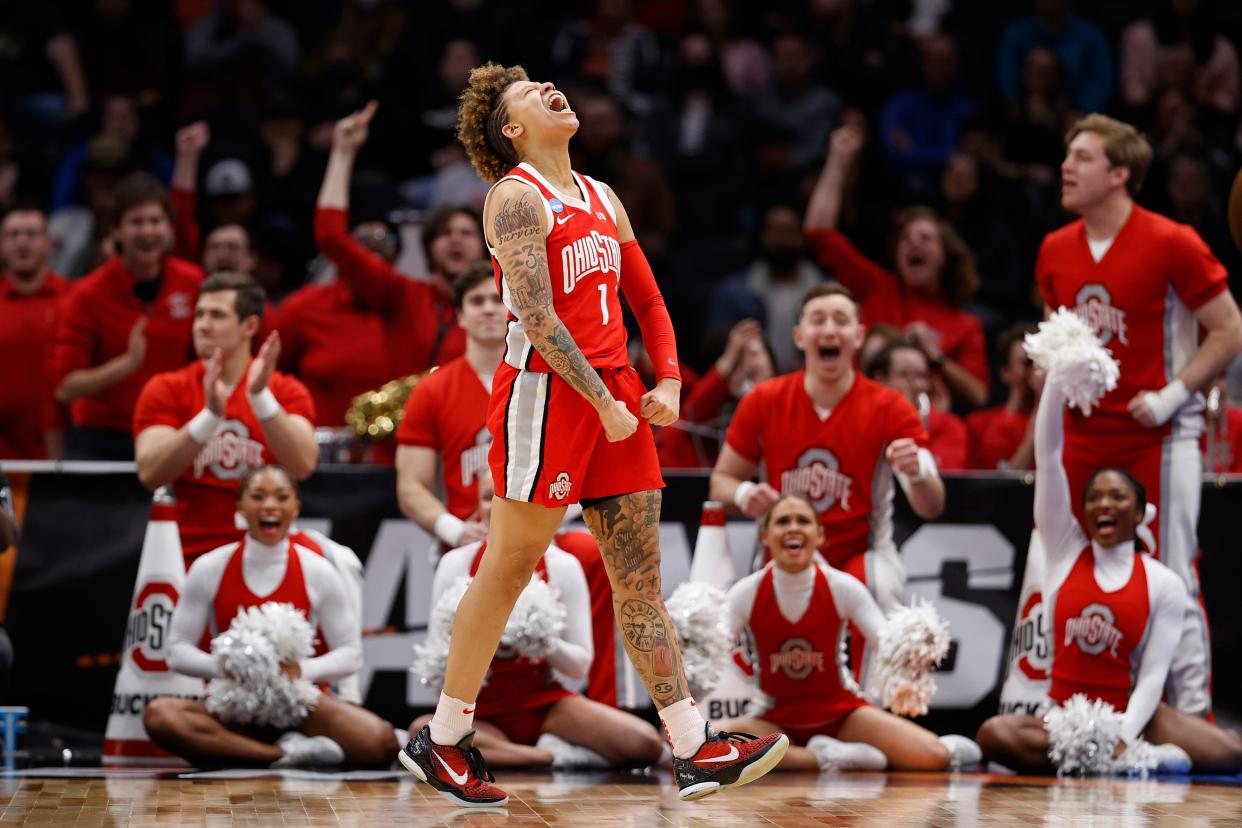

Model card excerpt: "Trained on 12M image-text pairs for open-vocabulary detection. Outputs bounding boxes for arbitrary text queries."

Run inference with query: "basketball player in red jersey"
[144,466,398,768]
[399,64,787,807]
[396,261,619,706]
[133,273,317,563]
[408,474,662,769]
[719,495,979,772]
[1037,114,1242,716]
[975,371,1242,774]
[710,283,945,612]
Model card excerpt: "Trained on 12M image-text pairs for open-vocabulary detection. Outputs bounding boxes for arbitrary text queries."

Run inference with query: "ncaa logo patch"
[548,471,572,501]
[549,198,564,214]
[595,211,607,221]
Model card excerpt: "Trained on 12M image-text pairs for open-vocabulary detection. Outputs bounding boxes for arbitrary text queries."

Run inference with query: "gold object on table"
[344,371,430,440]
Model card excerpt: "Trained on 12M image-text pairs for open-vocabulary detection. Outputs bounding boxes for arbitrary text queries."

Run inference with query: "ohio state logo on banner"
[1010,591,1049,681]
[125,582,178,672]
[781,448,852,512]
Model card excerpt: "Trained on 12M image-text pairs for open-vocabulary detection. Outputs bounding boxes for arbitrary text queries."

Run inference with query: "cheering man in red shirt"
[49,173,204,460]
[1037,114,1242,717]
[0,206,70,459]
[133,272,316,563]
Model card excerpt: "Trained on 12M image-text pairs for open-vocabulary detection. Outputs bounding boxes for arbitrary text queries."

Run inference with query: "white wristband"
[187,408,221,443]
[1142,380,1190,427]
[733,481,757,509]
[433,512,466,546]
[248,387,282,422]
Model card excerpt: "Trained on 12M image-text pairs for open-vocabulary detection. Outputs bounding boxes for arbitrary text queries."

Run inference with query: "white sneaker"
[807,735,888,772]
[939,734,983,770]
[535,732,611,768]
[1150,743,1192,775]
[271,732,346,768]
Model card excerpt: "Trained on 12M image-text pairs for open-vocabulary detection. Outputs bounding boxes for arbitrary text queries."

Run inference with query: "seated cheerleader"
[144,465,398,768]
[716,494,979,771]
[976,372,1242,774]
[408,474,664,769]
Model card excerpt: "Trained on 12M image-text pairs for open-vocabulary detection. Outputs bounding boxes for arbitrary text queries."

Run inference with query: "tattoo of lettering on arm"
[585,491,690,705]
[492,189,612,407]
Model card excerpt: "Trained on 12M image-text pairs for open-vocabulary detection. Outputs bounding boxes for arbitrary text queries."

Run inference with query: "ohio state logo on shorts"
[548,471,573,501]
[769,637,826,680]
[193,420,265,480]
[780,448,853,512]
[125,582,178,672]
[1064,602,1124,657]
[1010,591,1049,681]
[1074,284,1129,346]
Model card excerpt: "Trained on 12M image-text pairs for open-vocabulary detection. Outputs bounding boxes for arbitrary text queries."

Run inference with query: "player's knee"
[143,698,181,744]
[355,717,399,766]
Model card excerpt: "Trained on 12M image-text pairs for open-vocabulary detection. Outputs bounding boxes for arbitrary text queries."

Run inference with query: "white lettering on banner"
[902,525,1014,709]
[561,231,621,294]
[1074,284,1128,346]
[193,420,265,480]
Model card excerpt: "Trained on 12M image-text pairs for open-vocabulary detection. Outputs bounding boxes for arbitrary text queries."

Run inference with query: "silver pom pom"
[1024,308,1120,415]
[205,602,320,729]
[666,582,732,697]
[502,577,566,660]
[866,599,950,717]
[1044,694,1123,776]
[412,576,471,690]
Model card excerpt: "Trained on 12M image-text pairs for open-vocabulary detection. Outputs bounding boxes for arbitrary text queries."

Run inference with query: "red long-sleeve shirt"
[966,406,1032,470]
[805,228,989,392]
[0,272,71,457]
[47,256,203,432]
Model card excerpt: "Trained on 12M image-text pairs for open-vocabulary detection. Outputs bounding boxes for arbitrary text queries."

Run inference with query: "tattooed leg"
[583,490,691,709]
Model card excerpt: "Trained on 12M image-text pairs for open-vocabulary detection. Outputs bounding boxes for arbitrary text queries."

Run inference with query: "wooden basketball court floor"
[3,768,1242,826]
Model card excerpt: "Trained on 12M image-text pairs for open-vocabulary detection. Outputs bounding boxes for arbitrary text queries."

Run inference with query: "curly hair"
[888,206,980,308]
[457,62,530,184]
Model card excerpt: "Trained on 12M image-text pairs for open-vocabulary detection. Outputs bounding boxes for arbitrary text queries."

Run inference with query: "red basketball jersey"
[396,356,492,521]
[467,543,566,715]
[133,361,315,561]
[748,564,862,725]
[725,372,928,564]
[1049,547,1151,710]
[489,162,628,374]
[1037,206,1227,441]
[199,540,326,660]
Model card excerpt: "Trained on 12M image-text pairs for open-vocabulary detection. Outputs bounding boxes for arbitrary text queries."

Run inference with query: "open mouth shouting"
[1092,512,1119,541]
[256,515,285,540]
[546,90,572,114]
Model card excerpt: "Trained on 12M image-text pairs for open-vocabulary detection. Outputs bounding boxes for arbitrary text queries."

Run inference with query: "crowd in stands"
[2,0,1242,472]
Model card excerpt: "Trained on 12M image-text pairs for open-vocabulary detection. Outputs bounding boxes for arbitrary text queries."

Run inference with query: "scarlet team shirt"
[725,372,929,564]
[396,356,492,521]
[490,162,629,374]
[1036,205,1228,442]
[132,361,315,560]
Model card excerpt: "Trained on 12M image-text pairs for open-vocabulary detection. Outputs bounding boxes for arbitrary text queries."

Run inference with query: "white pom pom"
[666,582,732,697]
[866,599,950,717]
[205,601,321,728]
[502,577,566,660]
[1023,308,1120,415]
[411,576,471,690]
[1043,694,1123,775]
[1113,738,1159,778]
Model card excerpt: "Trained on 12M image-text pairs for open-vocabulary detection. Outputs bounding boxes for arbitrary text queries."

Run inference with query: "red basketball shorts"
[487,363,665,506]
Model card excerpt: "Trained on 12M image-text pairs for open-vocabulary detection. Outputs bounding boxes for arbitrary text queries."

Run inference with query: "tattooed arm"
[485,180,638,442]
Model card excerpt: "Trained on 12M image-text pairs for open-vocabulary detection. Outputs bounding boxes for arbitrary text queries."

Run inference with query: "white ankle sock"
[659,698,708,759]
[429,691,476,746]
[939,734,982,768]
[807,735,888,771]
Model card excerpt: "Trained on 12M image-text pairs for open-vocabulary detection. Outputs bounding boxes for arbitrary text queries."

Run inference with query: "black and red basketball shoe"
[398,726,508,807]
[674,726,789,801]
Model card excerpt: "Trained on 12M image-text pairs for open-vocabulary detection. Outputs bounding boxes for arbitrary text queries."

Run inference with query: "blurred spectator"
[1202,371,1242,473]
[0,121,26,215]
[74,0,173,108]
[181,0,301,117]
[551,0,662,116]
[0,206,70,459]
[48,173,203,460]
[409,38,480,185]
[694,0,770,94]
[996,0,1113,114]
[275,103,472,434]
[965,322,1040,470]
[571,92,675,260]
[1163,152,1241,288]
[858,322,906,376]
[805,125,989,410]
[866,341,968,471]
[707,204,825,373]
[746,32,842,172]
[1121,0,1238,115]
[1003,47,1076,180]
[939,151,1032,331]
[203,158,255,229]
[0,1,90,147]
[878,34,979,195]
[47,135,135,277]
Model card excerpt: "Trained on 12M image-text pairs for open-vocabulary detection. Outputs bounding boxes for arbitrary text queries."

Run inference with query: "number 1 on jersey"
[598,283,609,325]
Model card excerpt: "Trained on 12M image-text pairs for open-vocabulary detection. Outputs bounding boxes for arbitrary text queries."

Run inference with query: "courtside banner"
[5,466,1241,736]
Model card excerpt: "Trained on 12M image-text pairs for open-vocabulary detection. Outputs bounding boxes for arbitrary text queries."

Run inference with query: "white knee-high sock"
[659,698,708,758]
[429,691,476,746]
